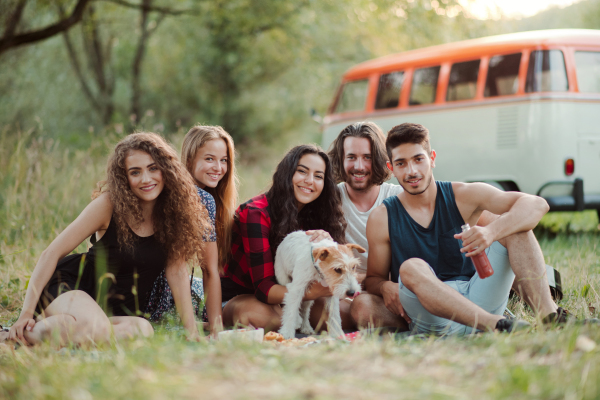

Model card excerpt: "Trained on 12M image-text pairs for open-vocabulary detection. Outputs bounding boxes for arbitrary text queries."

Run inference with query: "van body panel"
[322,99,600,200]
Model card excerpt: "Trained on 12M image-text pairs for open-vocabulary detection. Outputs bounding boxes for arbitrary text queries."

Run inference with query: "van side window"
[575,51,600,93]
[409,66,440,105]
[485,53,521,97]
[447,60,480,101]
[525,50,568,93]
[375,72,404,109]
[335,79,369,113]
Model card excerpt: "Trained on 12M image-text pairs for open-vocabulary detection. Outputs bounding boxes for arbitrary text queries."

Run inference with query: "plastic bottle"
[460,224,494,279]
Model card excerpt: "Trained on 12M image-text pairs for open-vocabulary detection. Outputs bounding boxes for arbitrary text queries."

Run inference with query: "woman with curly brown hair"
[221,144,348,332]
[3,132,209,346]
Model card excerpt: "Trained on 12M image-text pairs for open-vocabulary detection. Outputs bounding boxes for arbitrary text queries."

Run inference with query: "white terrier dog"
[275,231,365,339]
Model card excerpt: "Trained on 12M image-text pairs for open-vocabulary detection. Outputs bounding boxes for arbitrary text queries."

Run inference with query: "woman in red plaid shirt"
[221,144,347,331]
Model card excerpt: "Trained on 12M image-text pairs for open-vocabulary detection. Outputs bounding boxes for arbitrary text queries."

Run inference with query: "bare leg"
[350,294,409,330]
[400,259,503,331]
[479,213,557,318]
[309,298,355,332]
[500,231,557,317]
[27,290,111,346]
[222,294,283,332]
[109,316,154,340]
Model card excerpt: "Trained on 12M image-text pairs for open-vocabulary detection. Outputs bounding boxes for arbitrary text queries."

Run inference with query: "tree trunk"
[130,0,152,123]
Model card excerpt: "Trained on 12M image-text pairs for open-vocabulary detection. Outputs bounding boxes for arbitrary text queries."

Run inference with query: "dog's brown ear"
[313,247,330,261]
[345,244,366,254]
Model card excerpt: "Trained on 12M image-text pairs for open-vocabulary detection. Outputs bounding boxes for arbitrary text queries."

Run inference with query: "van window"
[575,51,600,93]
[447,59,480,101]
[525,50,568,93]
[409,66,440,105]
[375,72,404,109]
[485,53,521,97]
[335,79,369,113]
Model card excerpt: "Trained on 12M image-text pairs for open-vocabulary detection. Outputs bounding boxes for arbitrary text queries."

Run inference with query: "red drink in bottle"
[461,224,494,279]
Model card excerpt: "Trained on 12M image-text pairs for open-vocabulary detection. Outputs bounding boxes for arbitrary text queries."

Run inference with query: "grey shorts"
[399,241,514,336]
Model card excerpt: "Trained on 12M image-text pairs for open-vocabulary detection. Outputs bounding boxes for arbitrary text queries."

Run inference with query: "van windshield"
[525,50,568,93]
[575,51,600,93]
[335,79,369,113]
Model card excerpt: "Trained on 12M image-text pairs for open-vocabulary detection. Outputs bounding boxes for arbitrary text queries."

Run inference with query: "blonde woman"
[145,125,238,335]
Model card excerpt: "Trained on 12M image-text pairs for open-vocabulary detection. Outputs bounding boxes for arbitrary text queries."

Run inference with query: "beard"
[402,173,433,196]
[345,169,374,192]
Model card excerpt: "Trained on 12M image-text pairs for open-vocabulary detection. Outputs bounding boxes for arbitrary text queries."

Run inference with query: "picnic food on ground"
[264,331,284,342]
[263,331,318,346]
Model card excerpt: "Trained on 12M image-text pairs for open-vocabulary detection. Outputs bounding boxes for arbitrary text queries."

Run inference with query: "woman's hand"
[305,230,332,243]
[303,281,332,301]
[8,316,36,345]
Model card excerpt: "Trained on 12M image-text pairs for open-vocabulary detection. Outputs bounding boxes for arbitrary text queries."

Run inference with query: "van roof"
[345,29,600,80]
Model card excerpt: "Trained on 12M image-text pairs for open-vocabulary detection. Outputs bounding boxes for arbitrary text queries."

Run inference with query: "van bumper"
[537,178,600,212]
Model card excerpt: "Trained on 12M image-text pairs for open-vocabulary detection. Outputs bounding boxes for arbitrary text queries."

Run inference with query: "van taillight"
[565,158,574,176]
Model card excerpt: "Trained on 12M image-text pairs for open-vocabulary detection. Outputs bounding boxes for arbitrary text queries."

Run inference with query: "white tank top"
[338,182,404,273]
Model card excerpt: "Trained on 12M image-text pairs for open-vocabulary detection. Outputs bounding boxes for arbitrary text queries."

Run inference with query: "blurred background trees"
[1,0,599,150]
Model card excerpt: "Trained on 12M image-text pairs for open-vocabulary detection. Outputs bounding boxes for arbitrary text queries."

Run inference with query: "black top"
[42,216,167,317]
[383,181,476,283]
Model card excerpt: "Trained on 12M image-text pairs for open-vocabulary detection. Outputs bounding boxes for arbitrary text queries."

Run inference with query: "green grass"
[1,127,600,399]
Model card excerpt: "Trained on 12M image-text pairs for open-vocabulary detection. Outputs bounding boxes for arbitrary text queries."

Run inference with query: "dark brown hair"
[327,121,392,185]
[386,123,431,161]
[93,132,209,266]
[266,144,346,252]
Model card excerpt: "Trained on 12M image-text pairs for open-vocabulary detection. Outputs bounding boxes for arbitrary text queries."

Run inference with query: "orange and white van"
[321,29,600,217]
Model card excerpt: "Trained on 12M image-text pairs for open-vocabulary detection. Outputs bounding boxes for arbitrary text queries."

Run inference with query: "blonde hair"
[93,132,209,266]
[181,125,238,272]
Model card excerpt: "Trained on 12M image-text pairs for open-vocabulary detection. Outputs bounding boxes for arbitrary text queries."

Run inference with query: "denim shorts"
[398,241,514,336]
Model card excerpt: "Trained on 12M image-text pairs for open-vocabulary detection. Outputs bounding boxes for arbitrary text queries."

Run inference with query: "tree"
[0,0,91,56]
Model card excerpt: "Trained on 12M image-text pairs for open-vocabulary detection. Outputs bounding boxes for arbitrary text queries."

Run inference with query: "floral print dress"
[144,187,216,323]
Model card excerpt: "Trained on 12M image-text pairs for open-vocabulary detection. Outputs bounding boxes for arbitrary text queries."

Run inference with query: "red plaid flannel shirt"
[223,194,277,303]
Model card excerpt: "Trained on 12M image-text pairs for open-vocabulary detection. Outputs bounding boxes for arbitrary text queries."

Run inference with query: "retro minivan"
[321,29,600,217]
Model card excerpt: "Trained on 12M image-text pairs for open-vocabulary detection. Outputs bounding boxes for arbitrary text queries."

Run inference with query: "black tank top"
[383,181,476,283]
[55,216,168,316]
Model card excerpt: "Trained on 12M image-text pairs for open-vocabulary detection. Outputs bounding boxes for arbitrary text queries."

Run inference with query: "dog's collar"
[310,250,326,281]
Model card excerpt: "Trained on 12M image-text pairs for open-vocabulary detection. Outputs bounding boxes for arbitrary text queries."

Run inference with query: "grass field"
[1,128,599,399]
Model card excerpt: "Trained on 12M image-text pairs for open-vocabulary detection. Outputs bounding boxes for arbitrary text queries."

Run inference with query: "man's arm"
[364,205,391,295]
[364,205,411,322]
[453,182,549,256]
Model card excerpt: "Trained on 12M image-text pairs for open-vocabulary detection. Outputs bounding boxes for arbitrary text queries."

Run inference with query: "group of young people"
[2,120,574,347]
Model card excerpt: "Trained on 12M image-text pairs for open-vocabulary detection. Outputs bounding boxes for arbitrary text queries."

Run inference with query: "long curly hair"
[181,125,238,271]
[93,132,210,266]
[266,144,347,252]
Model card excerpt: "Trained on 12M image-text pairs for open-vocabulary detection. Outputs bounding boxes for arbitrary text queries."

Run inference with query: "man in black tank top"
[359,123,566,335]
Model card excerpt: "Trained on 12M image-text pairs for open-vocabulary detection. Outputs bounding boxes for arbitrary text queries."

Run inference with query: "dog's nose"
[346,290,355,298]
